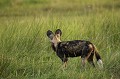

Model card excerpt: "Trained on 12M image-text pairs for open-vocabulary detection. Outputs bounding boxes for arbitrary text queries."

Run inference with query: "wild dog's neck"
[51,40,61,48]
[51,36,61,48]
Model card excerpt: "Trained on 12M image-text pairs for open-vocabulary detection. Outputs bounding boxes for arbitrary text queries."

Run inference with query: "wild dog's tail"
[93,45,103,69]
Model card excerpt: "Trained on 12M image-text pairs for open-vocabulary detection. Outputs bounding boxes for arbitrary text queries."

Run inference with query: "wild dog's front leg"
[57,52,68,68]
[62,58,68,68]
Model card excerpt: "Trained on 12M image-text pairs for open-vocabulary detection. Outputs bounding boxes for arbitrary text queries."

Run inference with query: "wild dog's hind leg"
[87,52,95,67]
[81,57,86,67]
[87,44,95,67]
[81,46,89,67]
[81,44,94,67]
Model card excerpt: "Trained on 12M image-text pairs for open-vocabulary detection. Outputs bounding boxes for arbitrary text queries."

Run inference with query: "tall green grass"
[0,0,120,79]
[0,11,120,79]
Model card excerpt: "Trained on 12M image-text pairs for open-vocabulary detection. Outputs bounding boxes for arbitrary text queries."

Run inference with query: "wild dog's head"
[47,29,62,47]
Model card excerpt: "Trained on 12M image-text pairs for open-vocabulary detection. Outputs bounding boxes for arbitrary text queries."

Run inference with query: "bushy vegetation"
[0,0,120,79]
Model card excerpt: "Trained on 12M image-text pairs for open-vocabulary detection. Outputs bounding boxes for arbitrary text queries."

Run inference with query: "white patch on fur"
[50,36,61,47]
[97,59,103,69]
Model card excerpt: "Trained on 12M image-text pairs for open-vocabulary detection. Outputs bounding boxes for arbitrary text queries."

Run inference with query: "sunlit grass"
[0,0,120,79]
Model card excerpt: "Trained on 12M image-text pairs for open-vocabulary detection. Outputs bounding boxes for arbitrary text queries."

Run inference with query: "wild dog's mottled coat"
[47,29,103,68]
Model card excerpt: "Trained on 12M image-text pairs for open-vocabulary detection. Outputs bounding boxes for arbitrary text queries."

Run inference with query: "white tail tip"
[97,59,103,69]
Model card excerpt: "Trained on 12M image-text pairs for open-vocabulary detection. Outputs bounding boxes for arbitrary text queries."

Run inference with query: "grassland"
[0,0,120,79]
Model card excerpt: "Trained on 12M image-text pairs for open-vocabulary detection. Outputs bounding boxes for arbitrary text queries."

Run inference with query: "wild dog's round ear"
[47,30,54,40]
[55,29,62,36]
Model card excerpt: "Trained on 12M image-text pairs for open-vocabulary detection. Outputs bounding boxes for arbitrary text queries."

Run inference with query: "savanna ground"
[0,0,120,79]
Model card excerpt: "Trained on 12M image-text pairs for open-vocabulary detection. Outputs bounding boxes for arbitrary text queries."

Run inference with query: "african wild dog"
[46,29,103,68]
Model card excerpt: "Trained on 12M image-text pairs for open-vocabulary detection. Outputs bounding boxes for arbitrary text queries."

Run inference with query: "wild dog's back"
[56,40,93,57]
